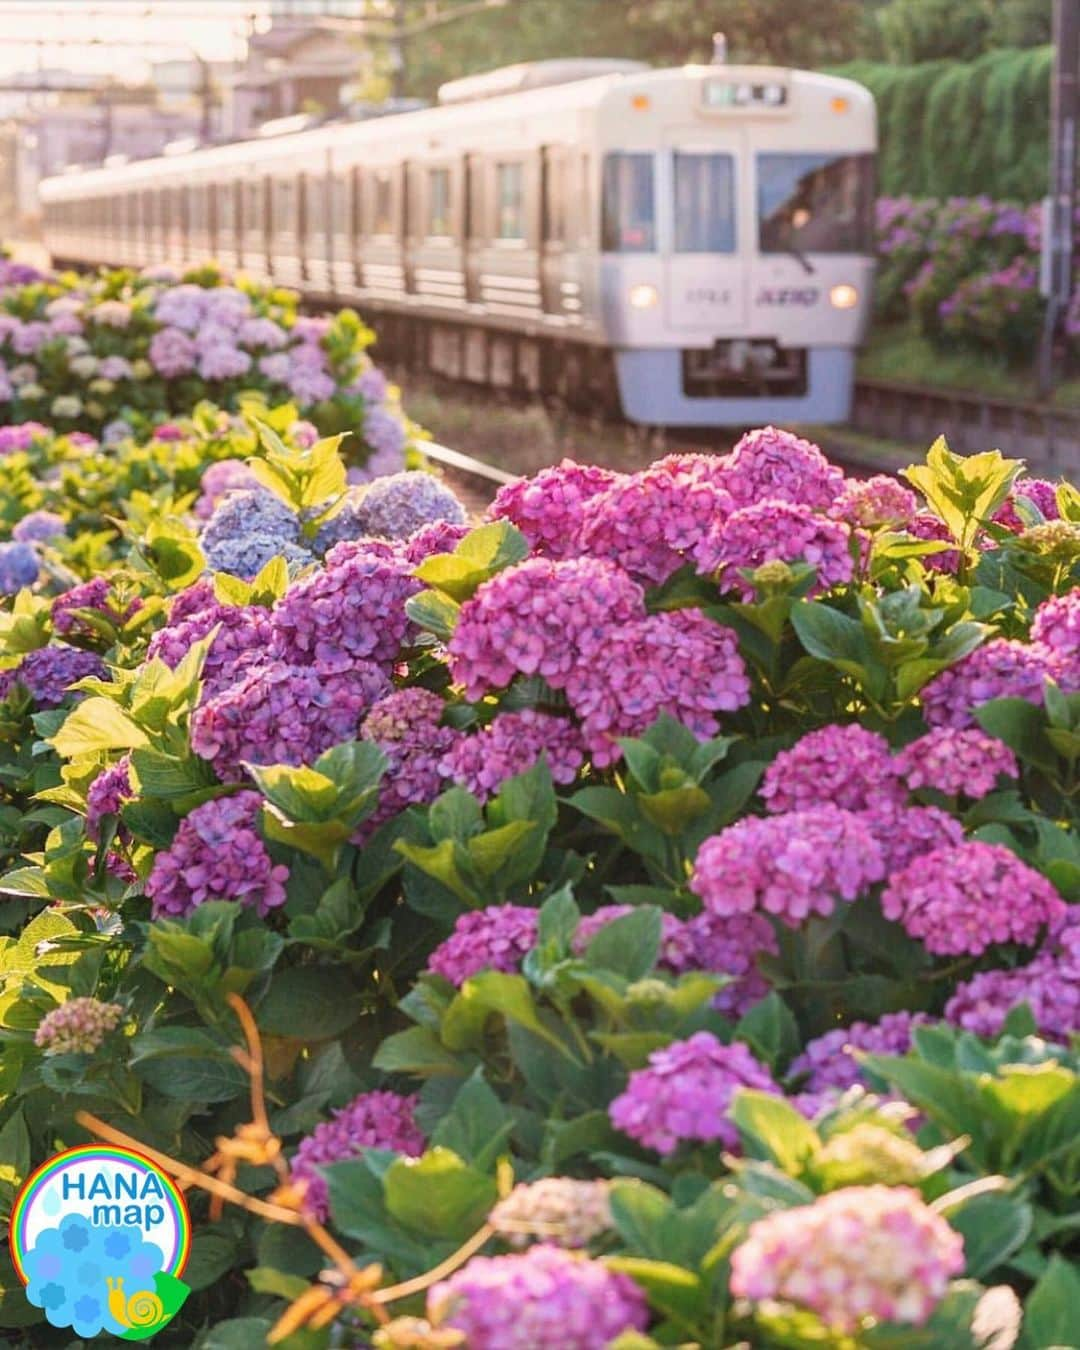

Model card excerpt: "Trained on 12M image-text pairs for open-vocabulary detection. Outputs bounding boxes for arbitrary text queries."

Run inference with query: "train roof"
[39,63,874,200]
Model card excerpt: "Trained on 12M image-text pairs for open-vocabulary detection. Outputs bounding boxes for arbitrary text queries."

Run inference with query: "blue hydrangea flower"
[12,510,65,543]
[200,488,306,578]
[359,471,467,541]
[0,540,39,594]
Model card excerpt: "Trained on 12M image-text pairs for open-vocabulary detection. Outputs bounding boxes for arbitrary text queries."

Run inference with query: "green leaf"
[441,971,576,1060]
[383,1147,496,1239]
[373,1026,469,1078]
[414,521,529,600]
[735,993,800,1071]
[1022,1255,1080,1349]
[404,588,460,641]
[584,906,661,980]
[730,1090,820,1176]
[603,1257,704,1329]
[0,1110,30,1217]
[431,1069,515,1168]
[50,698,149,758]
[255,966,361,1041]
[790,601,877,688]
[245,1267,310,1300]
[943,1192,1032,1281]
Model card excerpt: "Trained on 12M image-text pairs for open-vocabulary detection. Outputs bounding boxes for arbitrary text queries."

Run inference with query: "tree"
[876,0,992,64]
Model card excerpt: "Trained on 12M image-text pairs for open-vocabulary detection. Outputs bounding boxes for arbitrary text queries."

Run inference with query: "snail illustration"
[105,1276,164,1329]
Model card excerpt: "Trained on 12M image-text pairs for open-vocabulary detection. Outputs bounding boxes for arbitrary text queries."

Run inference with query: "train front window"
[674,152,735,253]
[757,152,874,255]
[602,153,655,252]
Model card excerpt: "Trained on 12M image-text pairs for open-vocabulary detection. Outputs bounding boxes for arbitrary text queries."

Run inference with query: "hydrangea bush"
[0,395,1076,1349]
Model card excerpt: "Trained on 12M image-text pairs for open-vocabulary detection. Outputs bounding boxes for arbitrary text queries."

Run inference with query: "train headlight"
[829,283,859,310]
[629,283,660,310]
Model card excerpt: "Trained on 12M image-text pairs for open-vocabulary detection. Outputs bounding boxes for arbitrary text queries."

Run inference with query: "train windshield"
[757,152,874,255]
[602,153,655,252]
[674,152,736,253]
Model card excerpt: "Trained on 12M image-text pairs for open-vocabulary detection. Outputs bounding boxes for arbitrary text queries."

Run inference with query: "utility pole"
[1038,0,1080,396]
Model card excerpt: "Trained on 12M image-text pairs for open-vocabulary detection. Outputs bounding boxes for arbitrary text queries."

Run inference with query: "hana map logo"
[8,1144,191,1340]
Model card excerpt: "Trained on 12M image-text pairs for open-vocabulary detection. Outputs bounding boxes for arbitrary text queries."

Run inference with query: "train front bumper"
[613,346,856,427]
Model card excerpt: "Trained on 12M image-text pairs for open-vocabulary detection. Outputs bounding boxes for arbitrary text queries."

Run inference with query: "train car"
[39,58,876,426]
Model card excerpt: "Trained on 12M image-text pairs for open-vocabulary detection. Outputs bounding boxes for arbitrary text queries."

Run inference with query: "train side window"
[674,152,736,253]
[372,170,393,236]
[274,177,297,235]
[757,152,875,255]
[601,152,655,252]
[427,167,452,239]
[541,148,566,245]
[495,162,525,241]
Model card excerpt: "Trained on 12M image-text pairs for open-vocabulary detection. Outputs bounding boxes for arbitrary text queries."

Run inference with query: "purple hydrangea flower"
[271,544,420,671]
[400,518,470,563]
[429,1245,648,1350]
[191,659,389,781]
[906,513,962,574]
[12,511,65,544]
[200,488,303,579]
[856,802,965,876]
[427,905,539,985]
[148,327,197,378]
[291,1090,425,1220]
[194,459,260,519]
[52,578,140,637]
[361,405,407,466]
[662,910,779,1017]
[945,920,1080,1041]
[609,1031,780,1154]
[86,755,133,841]
[564,608,751,766]
[145,790,289,918]
[147,602,278,697]
[1031,591,1080,689]
[11,645,105,707]
[790,1011,929,1094]
[994,478,1060,531]
[359,687,459,828]
[690,807,885,928]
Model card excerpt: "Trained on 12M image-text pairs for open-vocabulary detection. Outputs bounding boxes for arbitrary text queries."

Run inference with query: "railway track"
[418,438,517,511]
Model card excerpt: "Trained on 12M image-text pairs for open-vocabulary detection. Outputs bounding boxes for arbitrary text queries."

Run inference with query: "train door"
[663,131,748,336]
[463,154,483,305]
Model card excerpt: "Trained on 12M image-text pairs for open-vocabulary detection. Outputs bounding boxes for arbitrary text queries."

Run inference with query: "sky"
[0,2,274,79]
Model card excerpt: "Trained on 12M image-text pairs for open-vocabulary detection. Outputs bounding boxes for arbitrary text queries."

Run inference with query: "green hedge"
[835,48,1052,200]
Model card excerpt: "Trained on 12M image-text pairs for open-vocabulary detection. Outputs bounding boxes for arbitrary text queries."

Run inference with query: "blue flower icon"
[104,1231,131,1259]
[61,1220,89,1251]
[74,1295,100,1322]
[38,1282,66,1311]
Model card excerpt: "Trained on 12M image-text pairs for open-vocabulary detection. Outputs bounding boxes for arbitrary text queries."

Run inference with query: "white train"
[39,58,877,425]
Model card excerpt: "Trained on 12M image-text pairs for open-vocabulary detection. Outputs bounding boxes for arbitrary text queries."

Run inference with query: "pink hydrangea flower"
[760,724,904,814]
[86,755,133,841]
[427,905,539,985]
[691,807,885,928]
[882,841,1065,957]
[894,727,1019,799]
[833,475,918,529]
[946,920,1080,1041]
[856,802,965,875]
[577,466,733,584]
[35,998,123,1055]
[444,709,585,798]
[564,608,751,766]
[488,460,619,559]
[662,910,779,1017]
[730,1185,964,1332]
[359,687,459,828]
[906,513,961,574]
[609,1031,780,1154]
[717,426,845,509]
[145,790,289,918]
[921,639,1058,728]
[1031,591,1080,689]
[994,478,1060,531]
[291,1090,425,1220]
[429,1245,648,1350]
[449,557,644,701]
[694,500,855,598]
